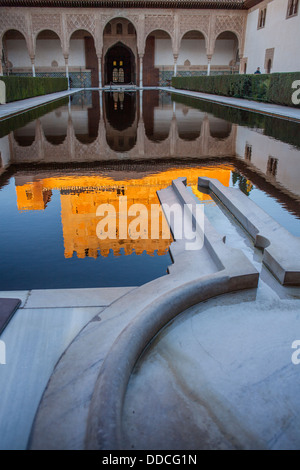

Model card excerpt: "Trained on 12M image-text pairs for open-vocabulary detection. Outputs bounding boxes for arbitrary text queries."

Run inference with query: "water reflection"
[0,89,300,289]
[14,166,232,260]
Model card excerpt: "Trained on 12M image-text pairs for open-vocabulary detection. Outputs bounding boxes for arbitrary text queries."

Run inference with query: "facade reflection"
[0,90,299,263]
[14,167,232,259]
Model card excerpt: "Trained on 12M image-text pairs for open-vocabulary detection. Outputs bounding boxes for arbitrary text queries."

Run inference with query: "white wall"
[6,40,31,67]
[155,39,173,66]
[178,39,207,65]
[155,37,235,67]
[211,40,235,65]
[236,125,300,196]
[6,38,86,68]
[35,39,64,67]
[244,0,300,73]
[69,39,86,67]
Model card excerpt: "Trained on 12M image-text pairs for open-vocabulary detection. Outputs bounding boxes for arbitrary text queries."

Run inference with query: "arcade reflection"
[0,90,300,289]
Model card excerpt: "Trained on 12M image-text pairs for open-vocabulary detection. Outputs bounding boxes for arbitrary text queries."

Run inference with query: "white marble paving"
[0,89,81,120]
[0,305,102,450]
[123,284,300,450]
[24,287,136,309]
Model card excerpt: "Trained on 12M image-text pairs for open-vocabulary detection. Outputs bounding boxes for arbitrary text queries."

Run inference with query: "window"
[287,0,299,17]
[245,143,252,161]
[128,23,135,35]
[118,68,124,83]
[258,8,267,29]
[25,190,33,201]
[113,68,119,82]
[116,23,123,35]
[104,23,112,34]
[267,156,278,177]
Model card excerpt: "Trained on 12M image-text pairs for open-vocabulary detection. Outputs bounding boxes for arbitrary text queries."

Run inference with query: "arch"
[35,30,64,71]
[69,30,98,87]
[143,90,171,142]
[71,90,100,144]
[209,116,232,140]
[211,31,239,72]
[213,30,240,55]
[179,29,208,53]
[67,27,96,51]
[2,29,31,74]
[104,42,136,85]
[34,27,63,49]
[40,110,68,145]
[175,103,202,141]
[104,92,137,152]
[144,28,174,53]
[178,30,207,71]
[103,16,139,34]
[144,30,173,86]
[13,123,36,147]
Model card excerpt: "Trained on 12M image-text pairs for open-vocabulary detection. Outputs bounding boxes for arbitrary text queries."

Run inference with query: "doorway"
[105,43,136,85]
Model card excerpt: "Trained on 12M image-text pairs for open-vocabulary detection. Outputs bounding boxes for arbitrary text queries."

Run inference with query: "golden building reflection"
[15,166,232,259]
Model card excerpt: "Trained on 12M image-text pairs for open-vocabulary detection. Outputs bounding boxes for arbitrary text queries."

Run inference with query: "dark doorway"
[105,43,136,85]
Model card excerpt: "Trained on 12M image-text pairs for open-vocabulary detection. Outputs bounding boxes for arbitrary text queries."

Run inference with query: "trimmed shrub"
[172,72,300,108]
[0,76,68,103]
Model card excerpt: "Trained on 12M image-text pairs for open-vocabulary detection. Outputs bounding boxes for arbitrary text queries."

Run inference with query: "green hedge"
[0,76,68,103]
[172,73,300,108]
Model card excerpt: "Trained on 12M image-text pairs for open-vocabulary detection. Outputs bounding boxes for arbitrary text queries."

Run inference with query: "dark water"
[0,90,299,290]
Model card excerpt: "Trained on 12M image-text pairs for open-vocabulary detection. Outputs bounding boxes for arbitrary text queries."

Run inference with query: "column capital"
[207,54,213,62]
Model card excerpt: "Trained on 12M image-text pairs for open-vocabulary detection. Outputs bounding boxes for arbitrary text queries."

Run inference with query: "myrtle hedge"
[0,76,68,103]
[172,73,300,108]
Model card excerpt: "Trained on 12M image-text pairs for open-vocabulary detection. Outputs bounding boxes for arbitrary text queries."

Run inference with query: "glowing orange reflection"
[15,166,232,259]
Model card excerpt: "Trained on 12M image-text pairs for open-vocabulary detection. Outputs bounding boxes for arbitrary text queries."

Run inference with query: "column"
[0,44,3,76]
[64,55,69,79]
[207,55,212,76]
[139,54,143,88]
[97,55,102,88]
[239,55,244,74]
[173,55,178,77]
[31,57,36,77]
[139,89,143,114]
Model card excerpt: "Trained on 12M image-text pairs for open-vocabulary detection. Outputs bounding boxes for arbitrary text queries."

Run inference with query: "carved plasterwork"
[0,11,27,38]
[32,13,62,38]
[66,13,96,39]
[144,14,174,38]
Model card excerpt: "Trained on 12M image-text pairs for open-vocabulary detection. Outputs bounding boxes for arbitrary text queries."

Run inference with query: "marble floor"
[0,287,135,450]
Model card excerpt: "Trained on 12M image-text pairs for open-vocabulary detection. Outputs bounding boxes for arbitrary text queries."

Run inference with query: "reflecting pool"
[0,90,299,290]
